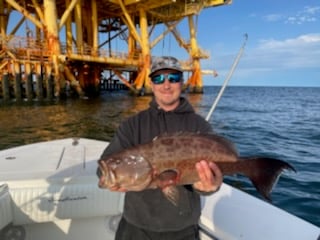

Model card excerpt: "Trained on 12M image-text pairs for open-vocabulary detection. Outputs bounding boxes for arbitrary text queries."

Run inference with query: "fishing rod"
[205,34,248,121]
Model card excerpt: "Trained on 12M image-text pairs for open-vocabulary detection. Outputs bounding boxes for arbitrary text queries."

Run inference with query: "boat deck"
[0,138,319,240]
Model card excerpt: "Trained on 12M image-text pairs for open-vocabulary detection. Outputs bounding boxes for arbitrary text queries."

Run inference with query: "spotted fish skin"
[97,132,295,203]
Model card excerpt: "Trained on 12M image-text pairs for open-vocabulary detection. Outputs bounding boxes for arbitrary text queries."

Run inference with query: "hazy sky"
[153,0,320,87]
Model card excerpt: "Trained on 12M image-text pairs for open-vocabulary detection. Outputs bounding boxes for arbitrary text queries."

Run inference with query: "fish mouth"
[97,165,106,188]
[97,161,116,188]
[96,165,104,178]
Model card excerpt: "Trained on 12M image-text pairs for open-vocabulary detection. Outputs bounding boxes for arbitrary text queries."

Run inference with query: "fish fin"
[157,169,179,188]
[240,157,296,202]
[162,186,180,206]
[157,170,180,205]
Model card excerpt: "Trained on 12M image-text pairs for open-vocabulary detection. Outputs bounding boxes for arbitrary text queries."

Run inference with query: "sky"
[8,0,320,87]
[154,0,320,87]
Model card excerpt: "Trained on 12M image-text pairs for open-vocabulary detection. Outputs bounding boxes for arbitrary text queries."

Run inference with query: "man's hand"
[193,160,223,193]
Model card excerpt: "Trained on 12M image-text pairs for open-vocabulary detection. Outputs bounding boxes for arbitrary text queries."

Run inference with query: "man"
[99,56,223,240]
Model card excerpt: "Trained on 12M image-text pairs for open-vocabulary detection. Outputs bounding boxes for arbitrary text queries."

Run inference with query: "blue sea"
[0,86,319,227]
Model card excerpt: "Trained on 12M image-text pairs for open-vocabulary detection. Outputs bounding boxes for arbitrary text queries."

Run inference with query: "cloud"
[303,6,320,15]
[263,14,284,22]
[285,6,320,24]
[247,33,320,69]
[258,34,320,49]
[206,33,320,82]
[206,33,320,69]
[262,5,320,25]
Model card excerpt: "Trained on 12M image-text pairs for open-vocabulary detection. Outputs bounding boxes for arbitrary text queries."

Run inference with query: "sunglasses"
[151,73,182,84]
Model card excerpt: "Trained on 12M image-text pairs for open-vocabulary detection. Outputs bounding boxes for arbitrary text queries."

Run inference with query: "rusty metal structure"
[0,0,231,101]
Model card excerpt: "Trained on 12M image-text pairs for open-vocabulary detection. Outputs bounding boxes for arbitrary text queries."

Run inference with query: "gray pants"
[115,217,200,240]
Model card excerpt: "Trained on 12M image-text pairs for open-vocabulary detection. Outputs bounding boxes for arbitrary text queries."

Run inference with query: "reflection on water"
[0,90,212,150]
[0,90,217,150]
[0,91,153,150]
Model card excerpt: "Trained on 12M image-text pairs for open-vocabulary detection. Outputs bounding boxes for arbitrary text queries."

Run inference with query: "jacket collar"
[149,97,195,114]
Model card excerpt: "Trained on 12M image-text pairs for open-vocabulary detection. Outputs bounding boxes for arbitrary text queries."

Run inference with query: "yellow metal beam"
[66,53,140,66]
[58,0,80,30]
[186,15,203,91]
[107,0,142,5]
[164,21,189,50]
[138,0,178,11]
[64,0,73,54]
[0,0,232,96]
[0,0,5,38]
[92,0,99,55]
[6,50,16,60]
[204,0,232,8]
[188,15,198,58]
[0,61,8,71]
[113,70,137,92]
[5,0,43,29]
[138,8,151,91]
[117,0,143,47]
[7,15,25,37]
[150,20,180,49]
[74,0,83,52]
[44,0,61,97]
[31,0,45,23]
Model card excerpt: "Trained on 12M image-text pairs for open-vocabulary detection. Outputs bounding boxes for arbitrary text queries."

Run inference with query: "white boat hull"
[0,138,319,240]
[200,183,319,240]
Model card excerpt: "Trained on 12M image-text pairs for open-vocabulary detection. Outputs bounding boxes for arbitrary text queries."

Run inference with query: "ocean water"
[0,86,319,227]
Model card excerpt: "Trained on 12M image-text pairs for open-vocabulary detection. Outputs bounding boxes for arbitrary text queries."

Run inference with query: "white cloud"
[304,6,320,15]
[206,33,320,83]
[262,5,320,25]
[257,34,320,49]
[247,34,320,69]
[285,5,320,24]
[263,14,283,22]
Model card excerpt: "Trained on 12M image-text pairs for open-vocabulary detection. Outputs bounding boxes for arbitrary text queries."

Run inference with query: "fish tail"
[238,157,296,201]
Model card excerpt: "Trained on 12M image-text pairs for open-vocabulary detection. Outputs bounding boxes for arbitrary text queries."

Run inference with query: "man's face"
[150,69,183,111]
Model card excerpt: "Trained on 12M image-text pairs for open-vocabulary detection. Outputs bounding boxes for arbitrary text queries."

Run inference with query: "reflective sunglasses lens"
[151,74,165,84]
[151,73,182,84]
[168,73,182,83]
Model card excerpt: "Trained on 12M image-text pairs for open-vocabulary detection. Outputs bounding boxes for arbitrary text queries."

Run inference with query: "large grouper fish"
[97,132,295,205]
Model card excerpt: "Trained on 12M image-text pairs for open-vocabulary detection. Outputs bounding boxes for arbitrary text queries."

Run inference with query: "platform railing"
[1,36,134,63]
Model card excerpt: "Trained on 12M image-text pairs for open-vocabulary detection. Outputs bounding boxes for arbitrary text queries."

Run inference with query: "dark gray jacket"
[100,97,212,232]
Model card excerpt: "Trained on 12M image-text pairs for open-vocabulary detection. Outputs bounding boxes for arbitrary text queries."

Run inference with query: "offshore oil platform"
[0,0,231,101]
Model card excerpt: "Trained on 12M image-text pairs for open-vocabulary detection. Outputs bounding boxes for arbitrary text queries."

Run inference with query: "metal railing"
[1,36,135,62]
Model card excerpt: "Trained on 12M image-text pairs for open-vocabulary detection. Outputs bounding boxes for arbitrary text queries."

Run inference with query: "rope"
[205,34,248,122]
